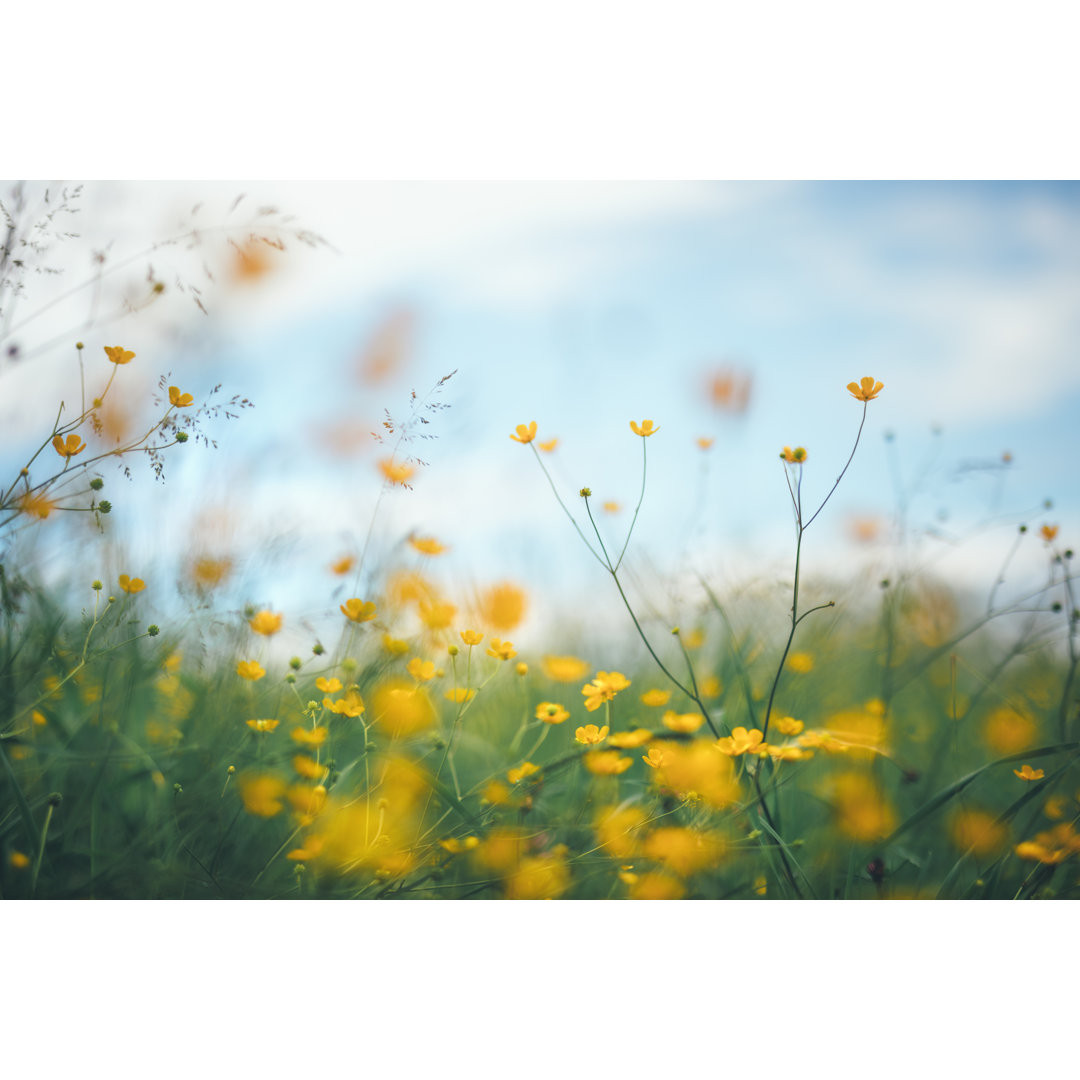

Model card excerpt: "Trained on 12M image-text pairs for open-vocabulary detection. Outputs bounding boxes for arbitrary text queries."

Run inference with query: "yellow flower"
[696,436,714,450]
[293,755,326,780]
[286,836,325,862]
[238,773,287,817]
[575,723,609,745]
[246,719,279,733]
[515,661,528,676]
[52,434,86,458]
[608,728,652,748]
[8,851,30,870]
[594,805,648,859]
[331,555,355,575]
[477,582,528,632]
[379,458,415,485]
[104,345,135,364]
[118,574,146,594]
[774,715,804,736]
[341,598,377,623]
[291,726,328,747]
[486,638,516,660]
[507,761,541,785]
[372,678,437,736]
[1041,524,1059,543]
[542,654,591,683]
[536,702,570,725]
[506,849,570,900]
[407,657,436,682]
[830,771,896,842]
[583,750,633,775]
[642,745,672,769]
[1015,822,1080,864]
[236,660,266,681]
[780,446,807,463]
[249,610,283,636]
[715,727,764,756]
[1013,764,1045,782]
[984,705,1037,754]
[847,376,884,402]
[419,600,456,630]
[786,651,814,673]
[325,688,366,717]
[630,419,659,436]
[662,710,704,734]
[538,438,558,452]
[602,501,621,514]
[460,629,484,646]
[509,421,538,444]
[644,826,727,877]
[18,492,55,519]
[31,710,47,727]
[581,670,630,712]
[629,871,685,900]
[481,780,513,806]
[191,556,232,589]
[168,386,194,407]
[409,534,446,556]
[382,634,410,655]
[640,688,671,707]
[315,677,343,694]
[445,687,476,704]
[949,808,1007,856]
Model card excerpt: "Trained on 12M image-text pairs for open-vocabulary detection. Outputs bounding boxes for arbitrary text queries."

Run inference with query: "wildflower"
[507,761,540,785]
[238,774,287,817]
[642,745,672,769]
[419,600,456,630]
[707,367,753,413]
[1014,822,1080,864]
[984,706,1037,755]
[408,535,446,556]
[579,487,592,497]
[509,421,538,444]
[581,670,630,712]
[286,836,325,862]
[1044,795,1068,820]
[325,688,366,717]
[236,660,266,681]
[774,715,804,736]
[1041,525,1059,543]
[515,661,528,676]
[595,805,648,859]
[477,582,527,632]
[168,386,194,408]
[608,729,652,748]
[1013,764,1045,782]
[584,750,633,776]
[644,827,726,877]
[640,688,671,707]
[575,723,609,745]
[104,346,135,365]
[786,652,814,673]
[291,726,328,747]
[536,702,570,725]
[316,677,343,694]
[764,744,813,762]
[191,556,232,588]
[32,710,47,726]
[379,458,415,485]
[630,419,659,437]
[481,780,513,806]
[697,436,715,450]
[830,772,897,842]
[487,638,516,660]
[459,629,483,646]
[287,782,328,822]
[715,727,764,756]
[780,446,807,463]
[246,719,279,733]
[662,710,704,734]
[847,376,884,402]
[118,574,146,594]
[249,610,283,636]
[293,755,326,780]
[407,658,436,682]
[52,434,86,458]
[18,492,55,519]
[331,555,355,575]
[538,438,558,452]
[949,808,1007,856]
[629,871,686,900]
[8,851,30,870]
[542,654,591,683]
[445,687,476,704]
[372,678,436,737]
[506,849,569,900]
[602,501,621,514]
[439,836,480,854]
[382,634,410,655]
[341,598,377,623]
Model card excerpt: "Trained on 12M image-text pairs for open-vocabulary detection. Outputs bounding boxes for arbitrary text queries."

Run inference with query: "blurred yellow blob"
[239,773,287,818]
[829,772,896,842]
[541,655,591,683]
[643,827,727,877]
[371,678,436,737]
[594,805,648,859]
[949,808,1008,857]
[476,582,528,633]
[983,705,1038,755]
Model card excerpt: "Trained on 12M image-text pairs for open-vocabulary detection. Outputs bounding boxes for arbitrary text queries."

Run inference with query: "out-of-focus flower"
[640,688,671,707]
[642,745,672,769]
[575,723,609,746]
[594,805,648,859]
[581,670,630,712]
[477,582,527,633]
[1013,764,1045,781]
[1041,525,1059,543]
[949,808,1007,856]
[507,761,540,785]
[536,702,570,725]
[630,420,658,437]
[774,715,804,736]
[608,729,652,748]
[644,826,726,877]
[168,386,194,408]
[406,658,436,682]
[237,660,266,681]
[293,755,326,780]
[291,726,328,747]
[246,719,279,733]
[249,610,283,636]
[509,421,537,444]
[847,376,884,402]
[662,710,704,734]
[707,366,753,413]
[486,638,516,660]
[382,634,410,655]
[538,438,558,452]
[52,434,86,458]
[830,771,896,842]
[584,750,633,775]
[715,727,764,756]
[316,677,342,694]
[786,652,814,673]
[372,678,436,736]
[445,687,475,704]
[1015,822,1080,865]
[192,556,232,588]
[104,345,135,365]
[18,492,55,519]
[780,446,807,463]
[379,458,415,485]
[505,848,569,900]
[542,655,591,683]
[8,851,30,870]
[984,706,1037,755]
[118,574,145,594]
[696,436,714,450]
[331,555,355,575]
[602,501,621,514]
[341,598,377,623]
[239,773,287,817]
[629,871,685,900]
[419,600,456,630]
[409,535,446,556]
[325,688,366,717]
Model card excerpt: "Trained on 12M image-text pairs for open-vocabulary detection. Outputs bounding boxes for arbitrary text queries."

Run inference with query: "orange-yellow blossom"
[104,346,135,365]
[510,421,538,444]
[341,598,377,623]
[847,376,884,402]
[53,434,86,458]
[630,420,659,437]
[168,386,194,407]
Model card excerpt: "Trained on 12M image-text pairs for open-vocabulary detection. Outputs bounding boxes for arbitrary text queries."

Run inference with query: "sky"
[2,180,1077,646]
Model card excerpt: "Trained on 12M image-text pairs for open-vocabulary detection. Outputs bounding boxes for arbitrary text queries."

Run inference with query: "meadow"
[2,187,1077,901]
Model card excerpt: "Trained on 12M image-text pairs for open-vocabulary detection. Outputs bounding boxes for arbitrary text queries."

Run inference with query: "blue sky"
[3,181,1077,642]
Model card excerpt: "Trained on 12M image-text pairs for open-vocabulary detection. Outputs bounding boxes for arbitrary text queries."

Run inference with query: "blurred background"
[2,180,1077,650]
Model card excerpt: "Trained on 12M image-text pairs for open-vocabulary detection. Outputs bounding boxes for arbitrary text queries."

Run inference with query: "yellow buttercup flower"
[575,723,609,746]
[291,726,328,747]
[537,438,558,452]
[419,600,456,630]
[662,710,704,734]
[249,610,283,636]
[18,492,55,519]
[315,677,343,694]
[583,750,633,776]
[780,446,807,463]
[536,702,570,725]
[630,419,659,437]
[642,745,672,769]
[715,727,765,756]
[341,598,377,623]
[104,345,135,365]
[509,421,538,444]
[608,729,652,748]
[246,719,279,733]
[168,386,194,408]
[330,555,355,575]
[238,774,286,817]
[52,434,86,458]
[118,574,145,594]
[507,761,541,785]
[293,755,326,780]
[542,655,591,683]
[1014,764,1045,782]
[407,658,436,682]
[409,535,446,556]
[460,629,484,646]
[581,670,630,712]
[640,688,671,707]
[847,376,884,402]
[486,638,516,660]
[445,687,475,704]
[1041,525,1059,543]
[379,458,415,485]
[477,582,527,632]
[696,436,714,450]
[774,715,804,736]
[786,651,814,673]
[325,688,365,717]
[236,660,265,681]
